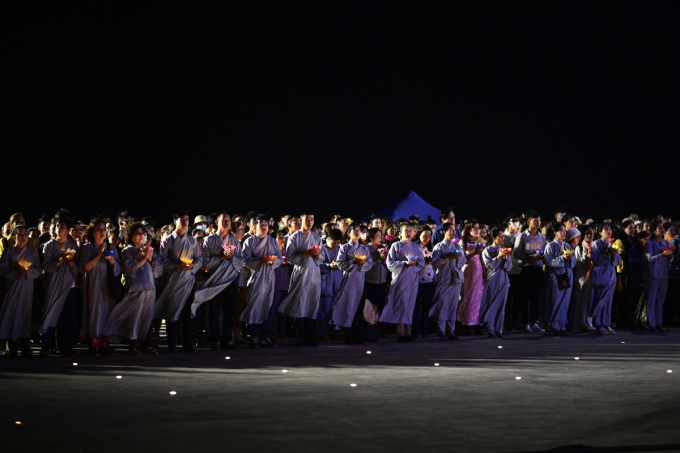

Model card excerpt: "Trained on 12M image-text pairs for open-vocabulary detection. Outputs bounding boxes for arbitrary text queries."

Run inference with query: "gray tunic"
[478,246,513,326]
[154,231,202,322]
[332,241,374,327]
[40,237,80,334]
[544,240,576,325]
[379,241,425,324]
[0,245,42,340]
[104,245,156,340]
[79,242,121,338]
[240,235,282,324]
[192,232,243,315]
[429,239,467,322]
[278,230,324,318]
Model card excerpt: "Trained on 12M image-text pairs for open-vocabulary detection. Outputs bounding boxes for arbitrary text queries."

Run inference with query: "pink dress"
[457,242,485,325]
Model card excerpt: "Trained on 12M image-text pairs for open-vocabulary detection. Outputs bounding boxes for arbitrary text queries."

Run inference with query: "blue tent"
[374,190,441,224]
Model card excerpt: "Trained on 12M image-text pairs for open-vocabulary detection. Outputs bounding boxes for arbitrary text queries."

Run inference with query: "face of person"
[14,228,28,247]
[13,216,26,227]
[444,225,456,240]
[56,222,69,238]
[218,214,231,231]
[479,227,487,238]
[494,232,504,247]
[119,217,128,228]
[529,217,541,230]
[288,217,301,233]
[420,229,432,245]
[623,223,635,236]
[131,228,145,247]
[276,232,286,246]
[301,215,314,231]
[387,226,397,237]
[326,238,340,249]
[109,234,120,246]
[176,215,190,230]
[370,231,382,246]
[565,218,577,229]
[643,222,651,233]
[401,226,413,242]
[233,226,245,240]
[470,224,480,238]
[442,212,455,225]
[39,221,50,233]
[636,224,643,233]
[349,226,361,243]
[600,225,612,240]
[655,223,665,237]
[145,233,154,246]
[145,225,154,237]
[196,236,204,247]
[569,235,581,247]
[257,220,269,236]
[371,218,383,229]
[555,226,567,242]
[507,219,519,234]
[93,223,107,243]
[337,219,349,231]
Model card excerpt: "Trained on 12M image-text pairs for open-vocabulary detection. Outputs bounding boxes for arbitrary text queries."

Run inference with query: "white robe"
[240,235,282,324]
[0,246,42,341]
[278,230,324,318]
[379,241,424,324]
[332,241,373,328]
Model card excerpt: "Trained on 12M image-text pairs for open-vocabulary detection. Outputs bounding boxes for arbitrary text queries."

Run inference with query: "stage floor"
[2,330,679,453]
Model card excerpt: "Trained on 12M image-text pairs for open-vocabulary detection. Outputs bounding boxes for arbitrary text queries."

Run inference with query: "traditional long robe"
[477,246,512,334]
[644,238,672,327]
[379,241,424,324]
[318,245,342,335]
[429,239,466,329]
[544,240,576,329]
[104,245,156,340]
[568,244,592,331]
[154,231,202,322]
[278,230,324,319]
[458,242,485,325]
[589,239,622,328]
[39,237,80,334]
[332,241,373,328]
[240,234,282,324]
[0,245,42,340]
[192,232,243,315]
[79,242,121,337]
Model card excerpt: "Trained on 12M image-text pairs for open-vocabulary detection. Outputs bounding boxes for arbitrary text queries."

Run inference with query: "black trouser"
[42,287,79,352]
[343,298,367,343]
[412,281,435,336]
[506,274,521,328]
[208,284,238,343]
[167,294,196,349]
[127,328,152,350]
[519,267,545,325]
[295,317,317,343]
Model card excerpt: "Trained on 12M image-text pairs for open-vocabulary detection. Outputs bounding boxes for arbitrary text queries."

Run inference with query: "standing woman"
[613,219,636,328]
[430,222,466,340]
[332,223,373,345]
[379,223,424,342]
[457,220,486,335]
[365,227,389,340]
[589,224,622,335]
[630,232,650,330]
[104,223,159,355]
[544,224,576,336]
[413,226,435,337]
[568,227,592,332]
[79,218,121,355]
[644,220,674,333]
[478,227,513,339]
[0,226,42,358]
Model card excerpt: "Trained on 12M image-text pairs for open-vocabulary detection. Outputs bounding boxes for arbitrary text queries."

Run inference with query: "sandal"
[128,348,142,356]
[142,347,159,355]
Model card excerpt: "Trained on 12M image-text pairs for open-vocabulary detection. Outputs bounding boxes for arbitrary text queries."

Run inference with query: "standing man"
[432,208,461,246]
[278,210,324,346]
[503,215,522,330]
[192,212,243,351]
[155,210,202,353]
[513,210,547,333]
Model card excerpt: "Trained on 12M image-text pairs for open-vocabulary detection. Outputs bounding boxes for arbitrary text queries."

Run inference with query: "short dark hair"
[12,225,28,236]
[117,210,130,220]
[327,229,343,241]
[300,209,314,217]
[526,210,541,220]
[124,222,145,246]
[439,208,454,221]
[256,214,268,223]
[246,211,258,221]
[216,211,231,221]
[173,210,189,221]
[367,227,381,241]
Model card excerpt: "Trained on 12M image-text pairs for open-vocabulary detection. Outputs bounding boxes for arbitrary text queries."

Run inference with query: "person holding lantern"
[0,226,42,358]
[332,222,374,345]
[154,210,203,353]
[544,223,576,335]
[589,223,622,335]
[317,228,343,340]
[278,210,324,347]
[192,212,244,351]
[644,219,674,333]
[240,214,282,348]
[478,227,514,338]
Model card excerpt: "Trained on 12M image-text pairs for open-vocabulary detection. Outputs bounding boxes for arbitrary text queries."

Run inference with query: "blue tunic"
[332,241,374,327]
[477,245,513,329]
[278,230,324,318]
[544,240,576,326]
[379,241,424,324]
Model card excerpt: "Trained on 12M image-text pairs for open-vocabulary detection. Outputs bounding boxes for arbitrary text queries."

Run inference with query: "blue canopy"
[374,190,441,225]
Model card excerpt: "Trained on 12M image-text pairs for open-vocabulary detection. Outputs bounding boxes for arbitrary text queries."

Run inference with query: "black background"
[3,2,678,226]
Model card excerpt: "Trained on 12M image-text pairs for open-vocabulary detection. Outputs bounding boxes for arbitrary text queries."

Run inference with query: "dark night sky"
[2,2,678,226]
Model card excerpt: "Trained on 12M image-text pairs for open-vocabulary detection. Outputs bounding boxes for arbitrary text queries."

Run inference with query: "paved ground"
[1,329,679,453]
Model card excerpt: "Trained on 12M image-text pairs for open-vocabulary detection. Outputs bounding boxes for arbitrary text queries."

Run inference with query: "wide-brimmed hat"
[193,215,208,226]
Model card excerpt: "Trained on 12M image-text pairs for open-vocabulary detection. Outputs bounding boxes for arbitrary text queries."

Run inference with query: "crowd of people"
[0,206,677,359]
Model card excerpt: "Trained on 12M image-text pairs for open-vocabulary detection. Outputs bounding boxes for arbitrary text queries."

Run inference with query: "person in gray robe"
[192,212,243,350]
[318,229,343,339]
[0,226,42,358]
[544,225,576,335]
[568,228,593,332]
[278,210,324,346]
[240,215,282,348]
[332,224,373,345]
[39,216,80,357]
[104,223,159,355]
[379,223,424,341]
[154,211,202,352]
[79,219,121,356]
[644,219,674,333]
[589,224,622,335]
[430,222,467,340]
[478,228,513,338]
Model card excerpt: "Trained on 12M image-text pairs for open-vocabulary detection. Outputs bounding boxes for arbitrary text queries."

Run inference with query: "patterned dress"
[457,242,485,325]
